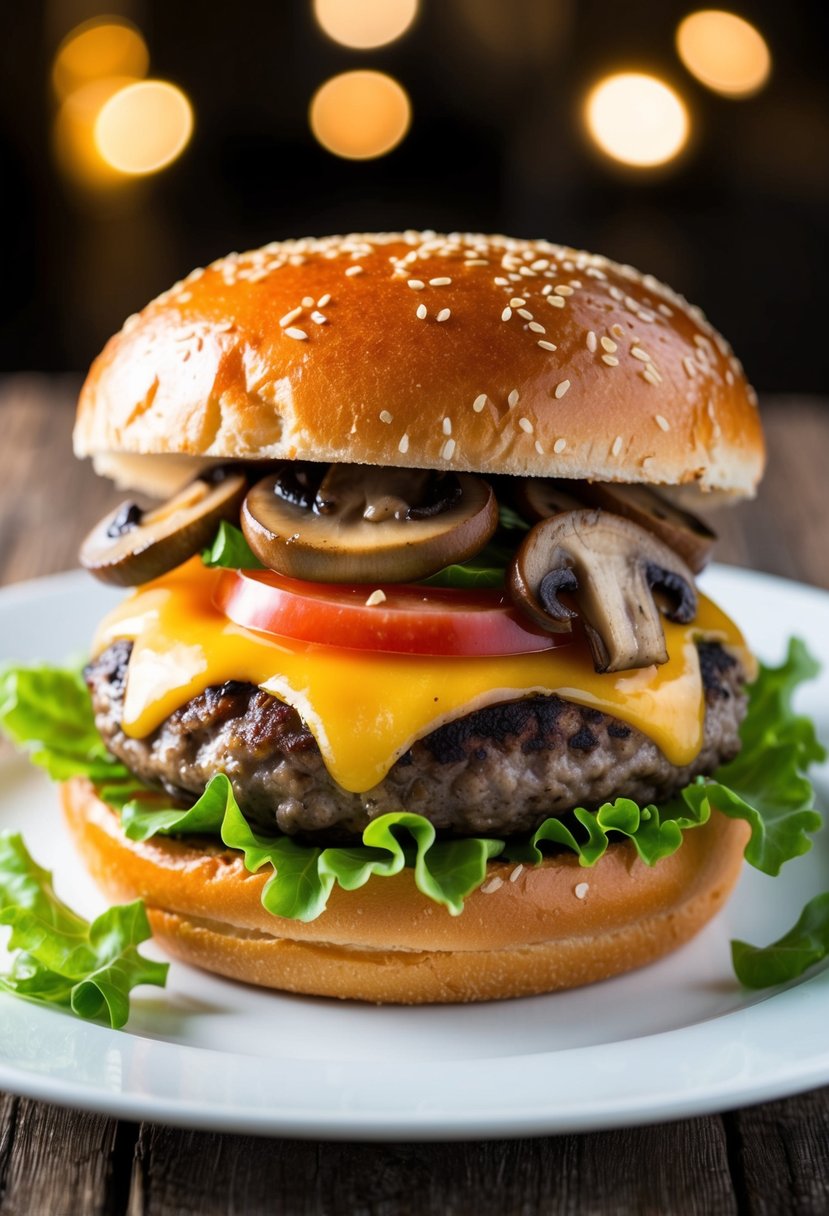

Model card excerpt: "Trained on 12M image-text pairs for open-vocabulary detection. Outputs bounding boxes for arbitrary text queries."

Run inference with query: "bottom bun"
[61,777,750,1004]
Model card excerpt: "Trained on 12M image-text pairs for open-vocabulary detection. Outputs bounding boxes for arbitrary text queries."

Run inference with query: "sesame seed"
[541,284,553,295]
[612,435,623,456]
[436,308,451,322]
[554,379,571,399]
[600,336,617,353]
[537,340,557,352]
[609,286,624,301]
[682,356,696,378]
[519,266,537,277]
[508,389,520,407]
[553,437,567,454]
[655,414,670,432]
[725,369,735,385]
[601,354,619,367]
[398,433,409,454]
[518,308,534,321]
[379,410,393,424]
[631,347,650,362]
[554,284,574,296]
[639,310,656,323]
[345,265,363,277]
[747,385,759,407]
[317,293,331,307]
[429,276,452,286]
[501,307,513,322]
[643,369,660,386]
[442,417,452,435]
[646,363,663,383]
[510,864,525,883]
[509,297,527,307]
[465,258,489,266]
[472,393,488,412]
[611,323,625,338]
[284,327,308,340]
[407,279,425,290]
[416,304,428,320]
[481,877,503,894]
[534,440,544,455]
[586,331,597,353]
[279,307,303,327]
[441,437,456,460]
[574,882,589,900]
[301,296,314,307]
[311,311,328,324]
[547,295,565,308]
[494,276,509,286]
[365,589,387,607]
[658,303,674,318]
[519,417,533,433]
[528,321,545,334]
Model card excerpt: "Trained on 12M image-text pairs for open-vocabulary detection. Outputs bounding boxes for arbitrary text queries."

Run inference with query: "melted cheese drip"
[93,558,749,794]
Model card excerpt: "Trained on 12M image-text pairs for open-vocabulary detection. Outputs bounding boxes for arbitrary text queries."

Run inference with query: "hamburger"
[14,231,820,1005]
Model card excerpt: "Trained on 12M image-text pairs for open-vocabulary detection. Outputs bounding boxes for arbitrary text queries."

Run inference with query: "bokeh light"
[585,73,690,168]
[94,81,194,176]
[53,77,134,188]
[310,71,411,160]
[313,0,418,49]
[52,17,149,101]
[676,10,771,99]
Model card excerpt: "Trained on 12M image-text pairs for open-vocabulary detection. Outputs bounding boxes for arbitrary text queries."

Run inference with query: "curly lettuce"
[0,832,167,1027]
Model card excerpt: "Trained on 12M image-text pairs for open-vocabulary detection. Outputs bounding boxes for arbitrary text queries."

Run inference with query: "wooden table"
[0,375,827,1215]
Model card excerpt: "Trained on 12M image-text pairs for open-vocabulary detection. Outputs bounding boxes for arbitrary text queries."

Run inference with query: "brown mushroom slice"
[80,467,247,586]
[512,477,589,522]
[509,509,697,673]
[242,464,498,583]
[519,478,715,573]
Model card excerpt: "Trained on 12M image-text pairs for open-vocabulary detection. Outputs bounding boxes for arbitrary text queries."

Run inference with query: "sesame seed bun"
[74,232,765,501]
[61,776,750,1003]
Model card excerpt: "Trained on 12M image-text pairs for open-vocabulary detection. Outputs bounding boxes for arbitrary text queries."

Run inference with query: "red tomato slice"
[213,569,570,657]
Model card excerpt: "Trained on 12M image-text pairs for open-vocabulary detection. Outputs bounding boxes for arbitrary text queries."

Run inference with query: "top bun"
[75,232,764,499]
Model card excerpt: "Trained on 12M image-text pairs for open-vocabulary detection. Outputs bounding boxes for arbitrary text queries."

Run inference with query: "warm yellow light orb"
[54,77,133,187]
[585,73,690,168]
[52,18,149,100]
[94,81,193,176]
[676,10,771,98]
[313,0,418,49]
[310,71,411,160]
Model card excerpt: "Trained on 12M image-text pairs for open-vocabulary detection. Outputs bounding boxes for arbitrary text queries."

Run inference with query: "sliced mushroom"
[509,509,697,673]
[80,467,247,586]
[517,478,715,573]
[512,477,588,522]
[242,463,498,583]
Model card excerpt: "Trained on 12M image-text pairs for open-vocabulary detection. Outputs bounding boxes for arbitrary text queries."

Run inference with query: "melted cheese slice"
[93,558,749,794]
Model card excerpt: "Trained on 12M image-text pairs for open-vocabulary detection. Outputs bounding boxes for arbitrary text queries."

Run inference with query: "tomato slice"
[213,569,571,657]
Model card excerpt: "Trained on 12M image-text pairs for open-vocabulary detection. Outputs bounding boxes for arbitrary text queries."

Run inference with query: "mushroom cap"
[74,233,765,501]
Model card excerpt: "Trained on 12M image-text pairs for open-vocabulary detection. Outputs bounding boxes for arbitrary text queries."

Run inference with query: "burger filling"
[85,638,746,840]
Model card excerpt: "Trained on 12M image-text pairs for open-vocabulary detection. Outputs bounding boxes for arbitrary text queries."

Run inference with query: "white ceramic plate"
[0,566,828,1140]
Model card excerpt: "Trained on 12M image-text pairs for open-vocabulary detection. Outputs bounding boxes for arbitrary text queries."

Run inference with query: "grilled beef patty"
[86,640,746,839]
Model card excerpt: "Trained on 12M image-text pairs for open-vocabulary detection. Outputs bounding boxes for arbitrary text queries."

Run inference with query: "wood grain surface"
[0,375,827,1216]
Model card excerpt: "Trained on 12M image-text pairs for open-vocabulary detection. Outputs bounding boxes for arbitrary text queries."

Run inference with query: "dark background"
[2,0,828,391]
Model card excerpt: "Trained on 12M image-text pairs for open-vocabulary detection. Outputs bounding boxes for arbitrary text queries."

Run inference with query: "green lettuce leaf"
[731,892,829,988]
[0,832,167,1027]
[201,521,264,570]
[0,662,140,807]
[124,773,502,919]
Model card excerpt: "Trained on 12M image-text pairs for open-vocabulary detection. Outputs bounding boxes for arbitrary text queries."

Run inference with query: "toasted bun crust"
[74,233,764,501]
[62,776,749,1003]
